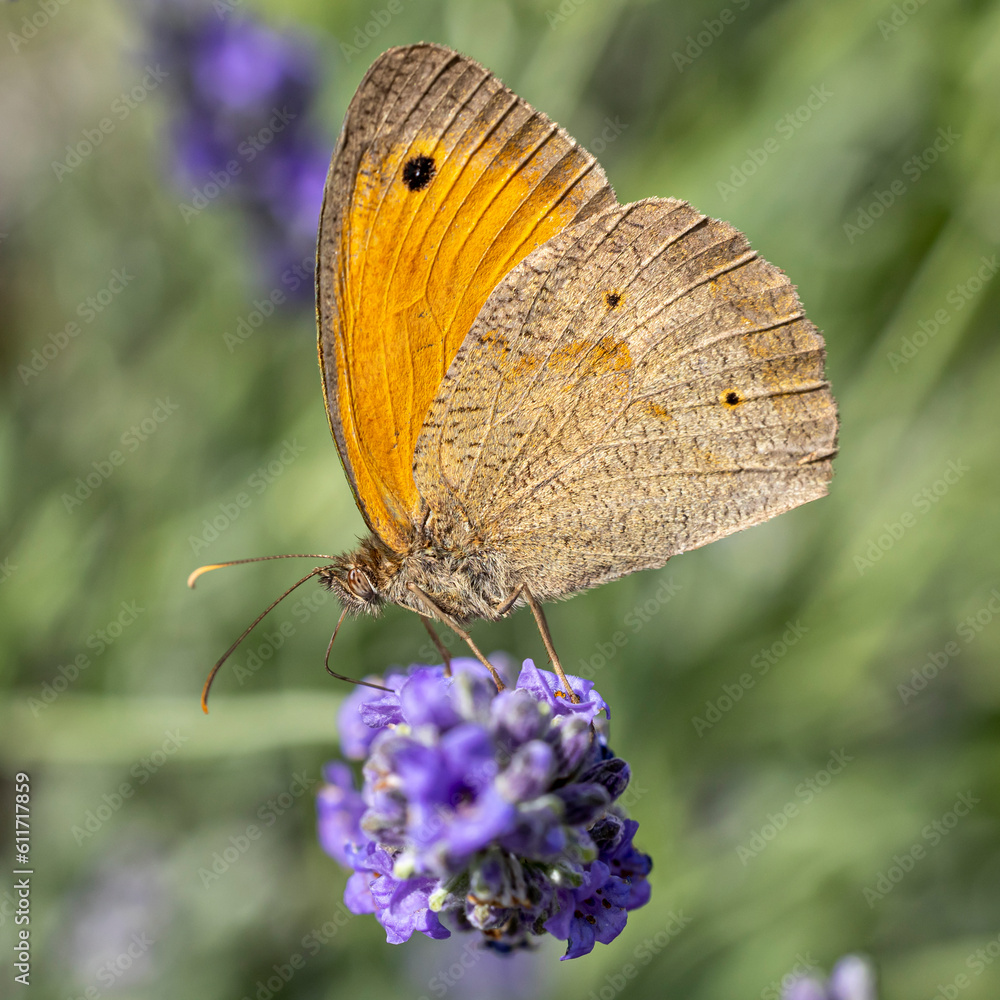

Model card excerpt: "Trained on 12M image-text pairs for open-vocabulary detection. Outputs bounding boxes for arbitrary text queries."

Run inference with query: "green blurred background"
[2,0,999,997]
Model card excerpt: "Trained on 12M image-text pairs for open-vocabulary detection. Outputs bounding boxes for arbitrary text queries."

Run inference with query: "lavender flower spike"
[317,659,652,958]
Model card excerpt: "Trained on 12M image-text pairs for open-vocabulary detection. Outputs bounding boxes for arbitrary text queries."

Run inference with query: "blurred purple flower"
[783,955,877,1000]
[142,1,329,297]
[191,20,314,112]
[317,659,652,959]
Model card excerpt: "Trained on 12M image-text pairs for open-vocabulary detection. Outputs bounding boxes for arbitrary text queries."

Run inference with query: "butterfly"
[307,42,837,696]
[194,43,837,707]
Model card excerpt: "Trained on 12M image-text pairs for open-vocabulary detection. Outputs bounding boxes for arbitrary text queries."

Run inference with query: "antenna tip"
[188,564,224,589]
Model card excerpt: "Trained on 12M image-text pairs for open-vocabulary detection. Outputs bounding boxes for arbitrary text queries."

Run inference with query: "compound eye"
[347,568,376,602]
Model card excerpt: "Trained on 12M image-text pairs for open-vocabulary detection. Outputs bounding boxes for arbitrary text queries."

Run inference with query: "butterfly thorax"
[319,530,520,625]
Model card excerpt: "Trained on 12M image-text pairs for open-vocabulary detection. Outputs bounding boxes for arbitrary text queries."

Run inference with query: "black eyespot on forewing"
[605,291,621,308]
[402,155,435,191]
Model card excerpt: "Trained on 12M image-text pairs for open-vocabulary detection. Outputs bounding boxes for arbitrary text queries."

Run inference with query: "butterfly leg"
[420,616,453,676]
[522,586,580,704]
[496,587,523,617]
[406,584,506,692]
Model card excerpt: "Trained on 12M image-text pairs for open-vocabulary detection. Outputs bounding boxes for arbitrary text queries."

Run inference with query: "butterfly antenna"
[187,554,335,589]
[323,608,393,693]
[198,564,330,713]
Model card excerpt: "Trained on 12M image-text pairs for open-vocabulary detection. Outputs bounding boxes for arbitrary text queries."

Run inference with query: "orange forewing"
[317,45,612,551]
